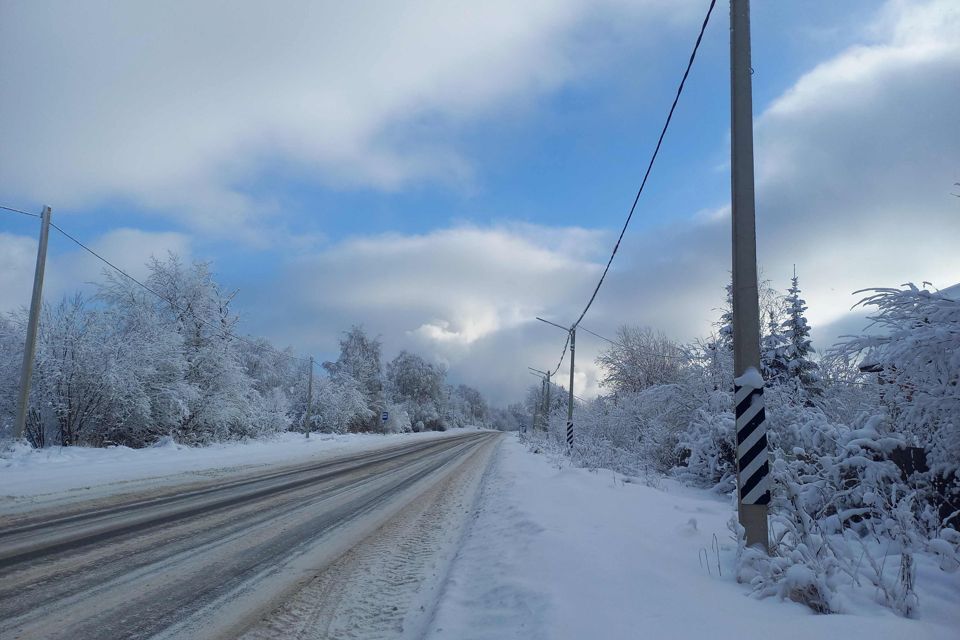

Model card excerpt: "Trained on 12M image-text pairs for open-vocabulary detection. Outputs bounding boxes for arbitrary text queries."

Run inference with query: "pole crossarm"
[535,316,571,333]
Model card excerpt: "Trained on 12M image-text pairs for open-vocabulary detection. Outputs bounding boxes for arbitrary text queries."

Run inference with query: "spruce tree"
[716,282,734,351]
[781,271,821,389]
[761,310,789,384]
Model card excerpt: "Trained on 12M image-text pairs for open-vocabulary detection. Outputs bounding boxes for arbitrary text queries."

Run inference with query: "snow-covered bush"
[532,278,959,618]
[833,284,959,475]
[674,393,736,492]
[382,405,412,434]
[736,414,922,616]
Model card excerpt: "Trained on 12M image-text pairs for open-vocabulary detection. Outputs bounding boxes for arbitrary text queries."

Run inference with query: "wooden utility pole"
[13,206,51,442]
[730,0,769,550]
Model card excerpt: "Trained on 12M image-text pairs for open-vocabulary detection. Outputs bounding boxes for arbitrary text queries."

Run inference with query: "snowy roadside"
[0,430,478,510]
[428,436,960,640]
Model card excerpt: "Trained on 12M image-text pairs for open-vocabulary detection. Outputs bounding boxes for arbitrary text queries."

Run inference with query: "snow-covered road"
[0,432,500,639]
[4,432,955,640]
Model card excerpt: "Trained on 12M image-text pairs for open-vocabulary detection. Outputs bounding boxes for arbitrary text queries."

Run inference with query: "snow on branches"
[0,256,494,448]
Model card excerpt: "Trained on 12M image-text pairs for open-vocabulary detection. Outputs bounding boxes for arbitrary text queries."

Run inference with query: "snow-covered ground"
[0,430,470,509]
[429,436,960,640]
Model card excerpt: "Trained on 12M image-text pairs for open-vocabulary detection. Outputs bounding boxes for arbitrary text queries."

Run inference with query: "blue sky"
[1,0,958,403]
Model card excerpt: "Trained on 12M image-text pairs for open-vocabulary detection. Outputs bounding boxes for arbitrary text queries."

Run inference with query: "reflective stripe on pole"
[734,380,770,505]
[566,328,575,450]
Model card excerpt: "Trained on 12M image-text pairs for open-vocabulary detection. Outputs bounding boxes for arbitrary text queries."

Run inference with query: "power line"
[1,204,41,218]
[528,370,585,403]
[47,221,316,368]
[537,0,717,378]
[573,0,716,329]
[550,331,571,377]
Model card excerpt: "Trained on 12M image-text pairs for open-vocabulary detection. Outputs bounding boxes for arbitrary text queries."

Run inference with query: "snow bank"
[428,437,959,640]
[0,430,469,506]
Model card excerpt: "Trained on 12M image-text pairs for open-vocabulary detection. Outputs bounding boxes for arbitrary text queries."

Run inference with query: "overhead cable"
[48,221,315,368]
[0,204,41,218]
[573,0,717,328]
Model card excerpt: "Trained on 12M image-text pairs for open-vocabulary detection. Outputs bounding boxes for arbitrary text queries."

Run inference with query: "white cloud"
[246,0,960,404]
[53,228,193,292]
[0,234,38,314]
[242,223,604,402]
[0,228,191,313]
[0,0,694,237]
[585,0,960,353]
[4,0,956,406]
[751,0,960,332]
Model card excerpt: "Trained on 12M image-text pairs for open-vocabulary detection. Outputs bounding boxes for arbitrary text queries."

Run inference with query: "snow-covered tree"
[29,295,116,447]
[96,274,195,446]
[446,383,488,428]
[324,326,385,431]
[311,374,373,434]
[141,256,277,442]
[716,283,734,351]
[488,406,519,431]
[386,350,447,431]
[0,254,493,449]
[761,310,790,385]
[781,272,821,390]
[0,314,24,439]
[595,325,683,395]
[716,275,786,356]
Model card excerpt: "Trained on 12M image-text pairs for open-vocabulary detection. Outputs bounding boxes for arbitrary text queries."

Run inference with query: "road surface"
[0,431,500,639]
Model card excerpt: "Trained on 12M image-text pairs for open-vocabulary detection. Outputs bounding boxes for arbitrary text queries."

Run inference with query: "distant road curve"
[0,431,500,639]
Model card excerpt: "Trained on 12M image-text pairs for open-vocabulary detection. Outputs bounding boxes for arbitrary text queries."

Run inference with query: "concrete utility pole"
[730,0,770,550]
[544,371,551,433]
[528,367,549,432]
[530,390,539,437]
[566,328,575,451]
[538,377,546,431]
[305,356,314,438]
[13,206,52,442]
[536,317,577,450]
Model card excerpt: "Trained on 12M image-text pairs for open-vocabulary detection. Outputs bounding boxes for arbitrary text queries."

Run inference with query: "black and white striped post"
[734,373,770,507]
[730,0,769,550]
